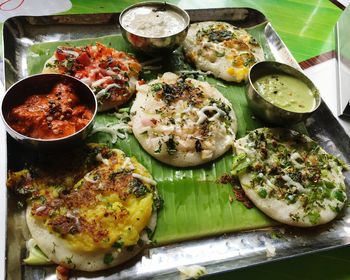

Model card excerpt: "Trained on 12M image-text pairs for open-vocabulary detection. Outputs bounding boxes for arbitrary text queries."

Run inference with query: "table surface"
[1,0,350,279]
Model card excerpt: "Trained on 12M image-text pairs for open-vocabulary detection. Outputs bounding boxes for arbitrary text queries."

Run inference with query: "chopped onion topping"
[290,152,304,169]
[90,109,131,143]
[281,174,304,191]
[121,157,135,171]
[58,48,79,58]
[66,212,81,231]
[35,205,47,213]
[80,77,93,86]
[132,173,157,186]
[96,153,110,166]
[96,83,121,100]
[84,173,99,183]
[196,104,226,124]
[91,76,112,88]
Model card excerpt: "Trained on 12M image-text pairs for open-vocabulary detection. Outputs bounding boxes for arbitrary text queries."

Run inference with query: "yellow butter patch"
[227,67,235,76]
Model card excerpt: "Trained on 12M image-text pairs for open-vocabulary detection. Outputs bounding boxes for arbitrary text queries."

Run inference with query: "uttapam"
[183,21,264,82]
[233,128,347,227]
[7,145,160,271]
[43,42,142,112]
[131,72,237,167]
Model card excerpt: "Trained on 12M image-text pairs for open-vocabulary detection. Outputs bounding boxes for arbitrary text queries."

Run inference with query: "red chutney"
[8,82,93,139]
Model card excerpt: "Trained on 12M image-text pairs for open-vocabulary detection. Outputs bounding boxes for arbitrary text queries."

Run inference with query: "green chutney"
[253,74,316,113]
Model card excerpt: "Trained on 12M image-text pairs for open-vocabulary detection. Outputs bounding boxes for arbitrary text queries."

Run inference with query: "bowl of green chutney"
[246,61,321,125]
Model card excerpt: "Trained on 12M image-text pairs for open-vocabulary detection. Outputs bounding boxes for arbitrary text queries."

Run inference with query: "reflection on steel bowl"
[119,1,190,55]
[1,74,97,150]
[246,61,321,125]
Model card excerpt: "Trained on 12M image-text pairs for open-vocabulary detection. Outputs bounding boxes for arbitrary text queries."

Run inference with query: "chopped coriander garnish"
[307,211,321,225]
[151,83,163,92]
[112,240,124,249]
[165,135,177,155]
[333,190,346,202]
[258,188,267,198]
[103,253,114,265]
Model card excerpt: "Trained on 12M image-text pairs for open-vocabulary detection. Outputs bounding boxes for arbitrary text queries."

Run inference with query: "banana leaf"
[25,23,289,245]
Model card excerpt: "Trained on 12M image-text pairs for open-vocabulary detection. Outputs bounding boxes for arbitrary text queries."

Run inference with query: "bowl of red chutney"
[1,74,97,150]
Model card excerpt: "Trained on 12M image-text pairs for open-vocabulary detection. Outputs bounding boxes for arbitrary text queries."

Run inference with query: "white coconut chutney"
[121,5,187,38]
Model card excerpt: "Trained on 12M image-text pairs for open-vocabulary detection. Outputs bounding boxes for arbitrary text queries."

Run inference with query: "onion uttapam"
[233,128,347,227]
[131,72,237,167]
[183,21,264,82]
[7,145,160,271]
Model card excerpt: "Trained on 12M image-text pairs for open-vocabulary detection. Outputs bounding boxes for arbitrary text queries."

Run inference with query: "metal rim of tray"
[2,8,350,280]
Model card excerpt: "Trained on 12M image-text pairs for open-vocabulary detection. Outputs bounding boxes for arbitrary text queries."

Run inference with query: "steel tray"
[3,8,350,280]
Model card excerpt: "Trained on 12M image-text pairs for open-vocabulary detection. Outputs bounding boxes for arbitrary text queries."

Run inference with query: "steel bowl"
[1,74,97,150]
[246,61,321,125]
[119,1,190,55]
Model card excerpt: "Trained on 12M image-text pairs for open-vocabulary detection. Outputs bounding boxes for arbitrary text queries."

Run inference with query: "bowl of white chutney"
[119,2,190,55]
